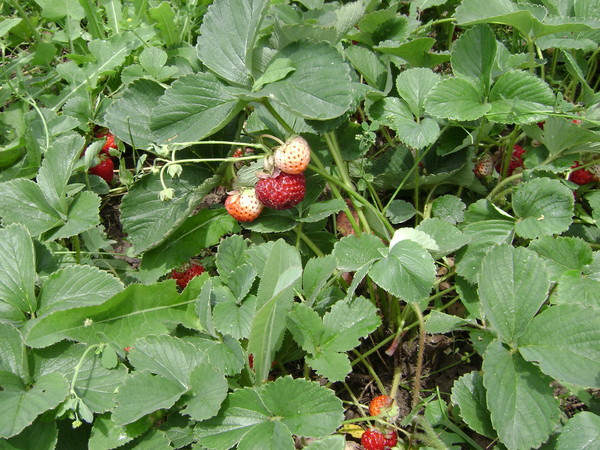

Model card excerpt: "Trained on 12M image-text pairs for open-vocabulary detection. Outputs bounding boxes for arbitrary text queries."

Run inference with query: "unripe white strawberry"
[474,153,494,178]
[273,136,311,175]
[588,164,600,182]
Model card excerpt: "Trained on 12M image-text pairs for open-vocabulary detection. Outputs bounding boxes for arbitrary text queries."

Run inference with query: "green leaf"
[303,435,346,450]
[528,236,593,280]
[1,419,58,450]
[425,310,474,334]
[120,168,220,255]
[376,37,450,68]
[451,371,495,439]
[0,224,36,316]
[25,282,197,349]
[213,296,256,340]
[555,272,600,307]
[482,340,559,450]
[519,304,600,388]
[88,413,150,450]
[242,209,298,233]
[195,376,343,449]
[455,220,515,283]
[451,25,496,93]
[307,351,352,384]
[260,42,354,120]
[524,117,600,157]
[556,412,600,450]
[249,240,302,383]
[183,364,228,421]
[424,77,490,121]
[150,72,245,144]
[302,255,336,306]
[141,209,237,272]
[396,68,441,117]
[197,0,270,86]
[297,198,346,223]
[287,303,324,356]
[128,335,205,388]
[0,373,69,439]
[455,0,597,39]
[345,46,390,92]
[487,70,555,124]
[513,178,574,239]
[45,190,101,241]
[385,199,417,224]
[416,218,470,259]
[216,235,250,281]
[0,323,25,379]
[104,79,165,149]
[369,240,436,303]
[37,264,124,316]
[333,234,386,271]
[0,179,62,236]
[192,335,244,377]
[0,18,22,38]
[253,58,295,91]
[112,372,187,426]
[431,195,466,225]
[478,245,550,345]
[148,2,178,47]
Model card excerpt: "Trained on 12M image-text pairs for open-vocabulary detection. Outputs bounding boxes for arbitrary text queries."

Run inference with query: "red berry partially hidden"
[569,162,595,185]
[89,156,114,183]
[496,144,526,176]
[369,395,393,416]
[170,264,205,289]
[225,189,264,222]
[361,428,397,450]
[95,129,118,155]
[255,172,306,210]
[273,136,311,174]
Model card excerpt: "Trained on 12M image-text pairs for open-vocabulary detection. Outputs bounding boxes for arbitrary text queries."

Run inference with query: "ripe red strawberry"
[569,162,595,185]
[496,144,526,176]
[473,153,494,178]
[233,147,254,158]
[255,172,306,210]
[369,395,393,416]
[89,155,114,183]
[170,263,205,289]
[361,428,398,450]
[273,136,311,175]
[95,129,118,155]
[225,189,264,222]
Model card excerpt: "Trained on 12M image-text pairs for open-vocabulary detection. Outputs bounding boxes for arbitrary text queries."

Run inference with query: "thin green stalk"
[72,235,82,265]
[486,172,523,202]
[411,303,426,408]
[352,349,387,395]
[70,344,102,396]
[262,100,296,135]
[297,229,325,257]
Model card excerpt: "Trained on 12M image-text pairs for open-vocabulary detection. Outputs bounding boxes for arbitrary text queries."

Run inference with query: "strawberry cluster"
[361,395,399,450]
[225,136,311,222]
[569,161,600,186]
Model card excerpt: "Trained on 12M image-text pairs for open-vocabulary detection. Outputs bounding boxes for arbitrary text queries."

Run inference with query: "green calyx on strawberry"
[170,263,205,289]
[89,155,114,183]
[225,188,264,222]
[273,135,311,175]
[361,428,398,450]
[255,170,306,210]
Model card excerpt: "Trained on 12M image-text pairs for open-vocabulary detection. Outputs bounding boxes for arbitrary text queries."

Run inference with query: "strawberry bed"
[1,0,600,449]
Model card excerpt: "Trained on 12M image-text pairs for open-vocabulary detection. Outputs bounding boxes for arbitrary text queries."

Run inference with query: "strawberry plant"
[1,0,600,449]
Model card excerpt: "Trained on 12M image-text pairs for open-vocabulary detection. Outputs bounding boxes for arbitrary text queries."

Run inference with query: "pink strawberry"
[273,136,311,175]
[255,172,306,210]
[170,263,205,289]
[225,189,264,222]
[569,162,595,185]
[473,153,494,178]
[89,155,114,183]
